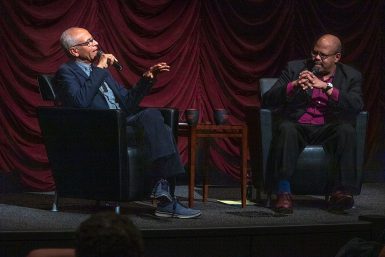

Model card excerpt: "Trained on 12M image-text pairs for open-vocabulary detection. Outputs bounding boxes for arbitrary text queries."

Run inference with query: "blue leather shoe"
[155,198,201,219]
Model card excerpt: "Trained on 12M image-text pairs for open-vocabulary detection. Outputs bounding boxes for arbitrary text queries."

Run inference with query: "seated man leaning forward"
[55,27,201,219]
[262,34,363,214]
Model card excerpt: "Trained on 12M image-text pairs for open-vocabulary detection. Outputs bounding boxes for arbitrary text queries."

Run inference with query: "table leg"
[188,127,197,208]
[202,140,209,203]
[203,167,208,203]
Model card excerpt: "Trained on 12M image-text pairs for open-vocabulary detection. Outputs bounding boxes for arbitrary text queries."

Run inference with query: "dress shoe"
[328,190,354,211]
[274,192,293,214]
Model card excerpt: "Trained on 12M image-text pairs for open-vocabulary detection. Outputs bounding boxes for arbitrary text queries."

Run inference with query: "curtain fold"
[0,0,384,191]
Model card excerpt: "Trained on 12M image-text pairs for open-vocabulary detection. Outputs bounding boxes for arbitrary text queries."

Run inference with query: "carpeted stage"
[1,183,385,257]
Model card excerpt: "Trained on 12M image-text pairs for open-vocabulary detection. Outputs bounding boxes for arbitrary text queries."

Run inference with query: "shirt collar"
[75,60,92,75]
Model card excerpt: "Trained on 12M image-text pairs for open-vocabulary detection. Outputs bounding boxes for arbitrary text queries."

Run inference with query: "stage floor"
[1,183,385,257]
[0,182,384,232]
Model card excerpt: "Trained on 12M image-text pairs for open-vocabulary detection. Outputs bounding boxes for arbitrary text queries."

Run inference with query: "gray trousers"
[126,108,185,180]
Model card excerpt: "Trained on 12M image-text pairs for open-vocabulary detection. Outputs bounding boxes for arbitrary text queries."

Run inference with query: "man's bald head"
[60,27,89,51]
[316,34,342,54]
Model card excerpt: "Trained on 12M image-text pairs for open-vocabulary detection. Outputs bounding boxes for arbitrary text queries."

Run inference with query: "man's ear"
[68,48,79,57]
[334,52,341,63]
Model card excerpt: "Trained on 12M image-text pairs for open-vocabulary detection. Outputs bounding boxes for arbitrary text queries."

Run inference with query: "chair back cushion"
[260,78,278,96]
[37,74,56,101]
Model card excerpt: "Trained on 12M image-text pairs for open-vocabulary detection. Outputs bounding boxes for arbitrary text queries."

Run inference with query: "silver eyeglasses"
[71,38,95,48]
[311,50,338,61]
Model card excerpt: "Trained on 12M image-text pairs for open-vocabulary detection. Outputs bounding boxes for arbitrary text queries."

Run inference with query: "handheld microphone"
[311,66,320,76]
[97,50,123,71]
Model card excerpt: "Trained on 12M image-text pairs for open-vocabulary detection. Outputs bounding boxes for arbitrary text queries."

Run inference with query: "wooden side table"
[178,123,248,208]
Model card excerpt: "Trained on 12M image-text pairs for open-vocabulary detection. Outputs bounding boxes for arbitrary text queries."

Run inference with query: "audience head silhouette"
[75,212,144,257]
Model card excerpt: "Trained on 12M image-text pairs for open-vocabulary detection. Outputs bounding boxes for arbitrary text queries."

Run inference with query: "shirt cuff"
[329,87,339,101]
[286,82,295,95]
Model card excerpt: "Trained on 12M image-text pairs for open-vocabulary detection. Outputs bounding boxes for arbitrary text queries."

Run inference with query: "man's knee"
[140,108,164,124]
[277,121,298,137]
[336,123,355,138]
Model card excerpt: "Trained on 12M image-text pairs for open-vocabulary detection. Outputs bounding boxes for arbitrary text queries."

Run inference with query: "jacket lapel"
[332,64,343,89]
[67,61,89,79]
[68,61,129,112]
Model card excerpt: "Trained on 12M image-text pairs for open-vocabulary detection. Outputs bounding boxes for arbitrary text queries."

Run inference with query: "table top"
[178,122,247,137]
[178,122,246,130]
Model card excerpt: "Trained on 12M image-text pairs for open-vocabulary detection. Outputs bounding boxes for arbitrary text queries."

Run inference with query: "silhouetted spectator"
[75,212,144,257]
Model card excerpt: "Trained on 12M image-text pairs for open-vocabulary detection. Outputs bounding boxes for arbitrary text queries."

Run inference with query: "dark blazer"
[54,61,153,115]
[262,59,364,123]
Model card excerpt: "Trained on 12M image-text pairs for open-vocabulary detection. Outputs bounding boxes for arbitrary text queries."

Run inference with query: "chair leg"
[266,193,272,208]
[115,204,121,215]
[253,183,262,203]
[51,191,59,212]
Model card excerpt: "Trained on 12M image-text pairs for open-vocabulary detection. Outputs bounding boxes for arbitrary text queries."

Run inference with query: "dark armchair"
[37,74,179,213]
[247,78,368,206]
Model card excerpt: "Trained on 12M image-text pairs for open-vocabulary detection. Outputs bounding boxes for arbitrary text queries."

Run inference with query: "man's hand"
[293,70,327,91]
[143,62,170,79]
[96,52,119,69]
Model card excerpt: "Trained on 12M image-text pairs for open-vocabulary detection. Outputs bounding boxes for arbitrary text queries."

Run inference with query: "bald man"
[55,27,201,219]
[263,34,363,214]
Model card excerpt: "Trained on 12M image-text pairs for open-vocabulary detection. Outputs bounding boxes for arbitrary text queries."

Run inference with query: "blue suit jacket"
[54,61,153,115]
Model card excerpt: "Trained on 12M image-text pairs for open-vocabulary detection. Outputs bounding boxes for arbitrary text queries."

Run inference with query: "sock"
[278,180,291,193]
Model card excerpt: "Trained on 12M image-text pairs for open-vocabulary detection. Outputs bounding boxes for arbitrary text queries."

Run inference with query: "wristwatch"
[323,82,333,93]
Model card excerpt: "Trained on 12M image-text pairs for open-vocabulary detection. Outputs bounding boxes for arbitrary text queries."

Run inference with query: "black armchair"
[37,74,179,213]
[247,78,368,206]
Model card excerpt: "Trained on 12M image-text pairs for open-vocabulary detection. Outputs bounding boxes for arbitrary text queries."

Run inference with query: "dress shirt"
[75,61,120,109]
[286,76,340,125]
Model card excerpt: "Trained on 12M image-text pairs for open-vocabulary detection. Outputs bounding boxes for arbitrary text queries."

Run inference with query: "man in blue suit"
[55,27,200,218]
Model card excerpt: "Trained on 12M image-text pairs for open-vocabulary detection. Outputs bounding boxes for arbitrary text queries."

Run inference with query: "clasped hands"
[294,70,327,91]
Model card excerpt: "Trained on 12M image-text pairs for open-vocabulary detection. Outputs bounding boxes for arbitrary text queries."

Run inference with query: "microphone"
[311,66,320,76]
[97,50,123,71]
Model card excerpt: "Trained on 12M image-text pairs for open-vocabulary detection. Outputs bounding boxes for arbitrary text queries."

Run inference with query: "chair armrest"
[154,108,179,140]
[37,107,129,200]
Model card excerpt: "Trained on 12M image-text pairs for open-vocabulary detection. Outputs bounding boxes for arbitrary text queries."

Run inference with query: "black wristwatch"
[323,82,333,93]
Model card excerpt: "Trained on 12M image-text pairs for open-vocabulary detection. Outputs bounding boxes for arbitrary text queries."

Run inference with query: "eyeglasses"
[71,38,95,48]
[311,50,338,61]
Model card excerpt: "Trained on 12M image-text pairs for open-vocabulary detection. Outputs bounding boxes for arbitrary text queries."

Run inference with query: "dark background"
[0,0,384,191]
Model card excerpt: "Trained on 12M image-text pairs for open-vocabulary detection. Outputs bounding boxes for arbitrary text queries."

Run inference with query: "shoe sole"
[150,193,173,203]
[155,211,201,219]
[274,207,293,214]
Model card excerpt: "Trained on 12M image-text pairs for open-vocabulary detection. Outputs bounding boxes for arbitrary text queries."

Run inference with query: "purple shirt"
[286,77,339,125]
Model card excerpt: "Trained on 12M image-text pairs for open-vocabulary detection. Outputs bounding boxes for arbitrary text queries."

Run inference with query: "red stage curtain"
[0,0,384,191]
